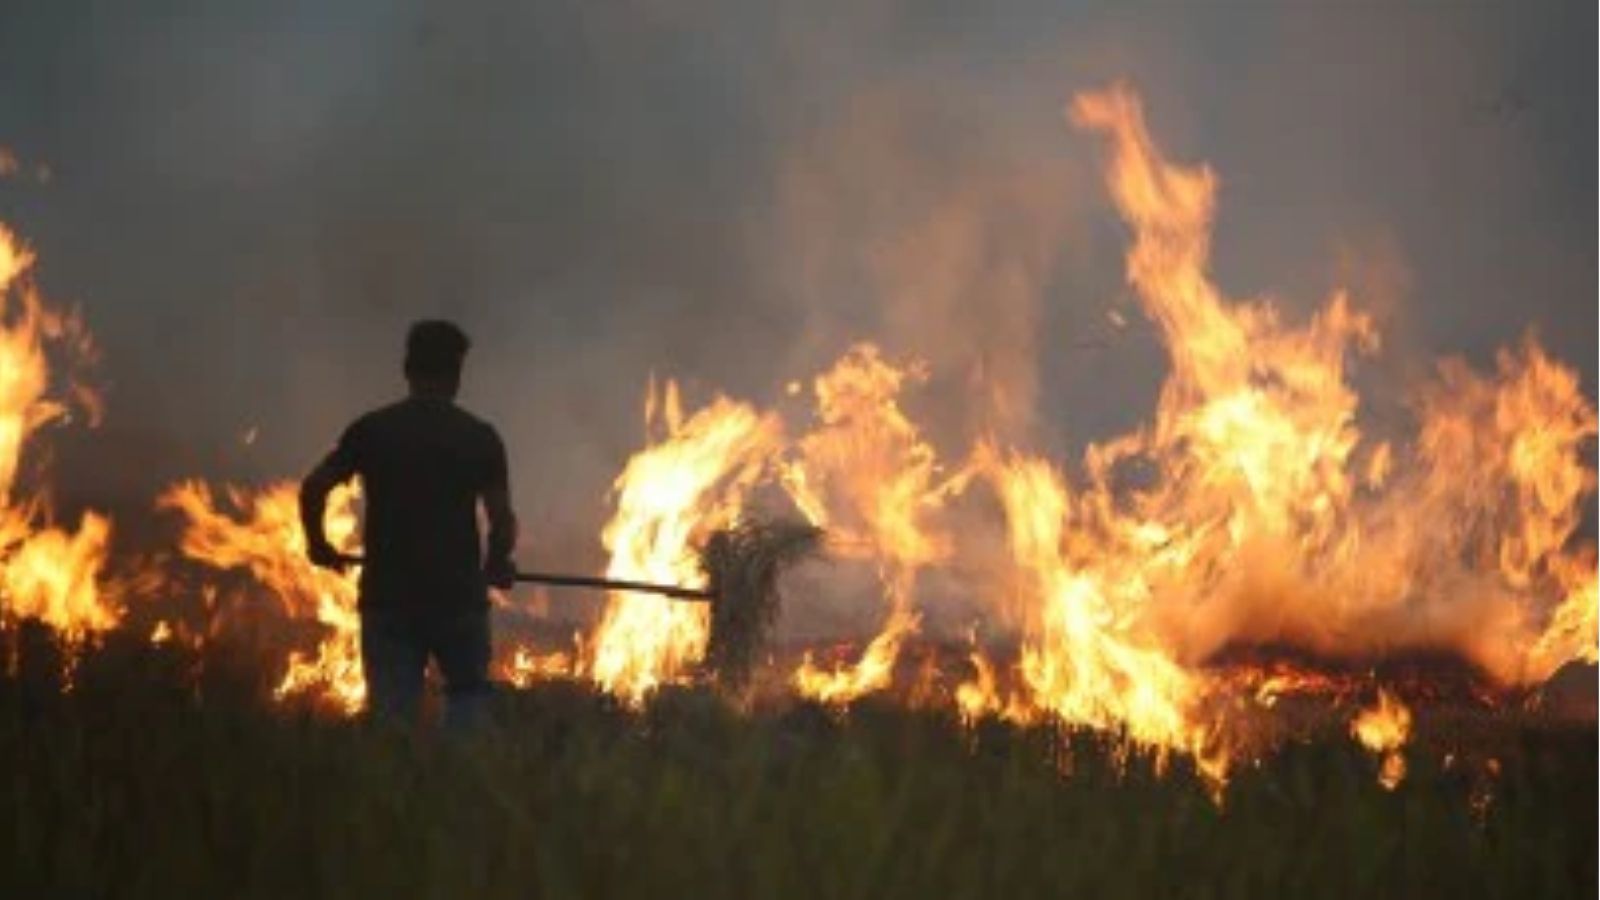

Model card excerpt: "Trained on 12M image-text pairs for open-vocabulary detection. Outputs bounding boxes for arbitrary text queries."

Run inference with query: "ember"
[1352,688,1413,789]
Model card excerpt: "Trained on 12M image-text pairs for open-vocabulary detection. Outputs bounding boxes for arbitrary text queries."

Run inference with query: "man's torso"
[338,396,502,610]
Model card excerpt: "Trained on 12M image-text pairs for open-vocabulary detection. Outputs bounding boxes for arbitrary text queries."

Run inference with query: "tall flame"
[589,381,783,704]
[1065,84,1379,668]
[1054,84,1595,686]
[0,221,116,640]
[787,344,960,703]
[982,446,1219,770]
[931,83,1596,779]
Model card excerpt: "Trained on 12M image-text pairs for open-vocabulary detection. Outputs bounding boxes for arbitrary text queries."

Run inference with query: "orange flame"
[0,221,117,640]
[5,78,1586,792]
[982,446,1223,774]
[160,480,365,713]
[501,637,584,688]
[922,82,1597,782]
[1058,84,1595,685]
[953,641,1035,727]
[589,381,783,704]
[1351,688,1412,789]
[794,605,920,705]
[787,345,962,704]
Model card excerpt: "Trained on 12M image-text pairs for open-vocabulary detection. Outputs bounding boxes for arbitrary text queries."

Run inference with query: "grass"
[0,622,1594,899]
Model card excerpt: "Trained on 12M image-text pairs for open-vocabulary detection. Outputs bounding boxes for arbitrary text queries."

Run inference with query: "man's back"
[333,395,508,609]
[300,319,516,728]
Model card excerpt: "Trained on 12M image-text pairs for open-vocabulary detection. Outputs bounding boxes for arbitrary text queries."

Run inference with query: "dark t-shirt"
[321,395,508,610]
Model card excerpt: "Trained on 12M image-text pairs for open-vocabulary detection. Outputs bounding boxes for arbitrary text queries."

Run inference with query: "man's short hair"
[404,320,471,381]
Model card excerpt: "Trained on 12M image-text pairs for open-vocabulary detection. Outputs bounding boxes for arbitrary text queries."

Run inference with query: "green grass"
[0,623,1593,899]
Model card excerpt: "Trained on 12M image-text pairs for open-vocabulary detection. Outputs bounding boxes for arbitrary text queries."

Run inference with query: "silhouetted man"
[299,320,517,729]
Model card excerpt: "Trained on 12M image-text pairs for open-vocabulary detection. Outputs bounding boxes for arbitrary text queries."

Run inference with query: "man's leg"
[359,608,427,727]
[429,606,493,734]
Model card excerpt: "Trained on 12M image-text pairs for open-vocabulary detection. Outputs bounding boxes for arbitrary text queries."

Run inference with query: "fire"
[793,606,920,705]
[932,81,1394,773]
[953,647,1000,726]
[1055,84,1594,684]
[0,221,117,640]
[982,447,1222,773]
[160,480,365,713]
[588,380,783,704]
[1408,342,1600,680]
[910,81,1594,779]
[1351,688,1412,751]
[501,637,584,688]
[1,77,1592,802]
[953,643,1034,727]
[1220,663,1362,709]
[786,345,962,704]
[1351,688,1413,789]
[1063,84,1380,671]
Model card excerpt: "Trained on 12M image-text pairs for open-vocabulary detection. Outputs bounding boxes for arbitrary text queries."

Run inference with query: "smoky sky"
[0,0,1593,573]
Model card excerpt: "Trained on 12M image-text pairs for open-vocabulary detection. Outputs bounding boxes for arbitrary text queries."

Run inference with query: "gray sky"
[0,0,1592,570]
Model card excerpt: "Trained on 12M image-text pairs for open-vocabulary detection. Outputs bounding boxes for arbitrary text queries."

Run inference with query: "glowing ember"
[501,638,584,688]
[1351,688,1413,789]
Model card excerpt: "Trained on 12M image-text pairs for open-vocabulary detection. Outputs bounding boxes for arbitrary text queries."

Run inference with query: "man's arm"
[299,429,359,571]
[481,428,519,588]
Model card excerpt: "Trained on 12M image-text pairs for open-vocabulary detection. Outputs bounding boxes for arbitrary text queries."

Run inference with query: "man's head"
[404,320,471,397]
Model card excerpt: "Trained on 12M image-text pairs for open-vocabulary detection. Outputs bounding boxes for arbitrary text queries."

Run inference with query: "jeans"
[359,605,491,733]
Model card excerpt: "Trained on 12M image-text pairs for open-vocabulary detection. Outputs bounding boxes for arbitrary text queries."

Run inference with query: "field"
[1,623,1593,900]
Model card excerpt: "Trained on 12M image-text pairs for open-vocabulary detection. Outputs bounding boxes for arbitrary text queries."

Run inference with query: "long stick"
[513,570,714,602]
[334,555,713,602]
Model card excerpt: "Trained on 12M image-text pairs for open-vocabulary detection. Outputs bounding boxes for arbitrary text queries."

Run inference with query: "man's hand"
[301,454,358,575]
[484,556,517,591]
[307,539,354,573]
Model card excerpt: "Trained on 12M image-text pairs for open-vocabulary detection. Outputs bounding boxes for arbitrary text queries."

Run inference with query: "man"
[299,320,518,730]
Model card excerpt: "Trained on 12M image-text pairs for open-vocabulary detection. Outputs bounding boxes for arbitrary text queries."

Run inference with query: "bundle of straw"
[698,518,823,688]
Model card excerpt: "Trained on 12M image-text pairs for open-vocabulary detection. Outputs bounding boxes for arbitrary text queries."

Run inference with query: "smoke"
[0,1,1591,620]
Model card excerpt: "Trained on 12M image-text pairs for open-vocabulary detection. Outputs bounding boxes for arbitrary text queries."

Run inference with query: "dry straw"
[699,518,824,688]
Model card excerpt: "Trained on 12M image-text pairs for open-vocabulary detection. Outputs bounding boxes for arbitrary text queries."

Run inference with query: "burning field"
[0,80,1595,897]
